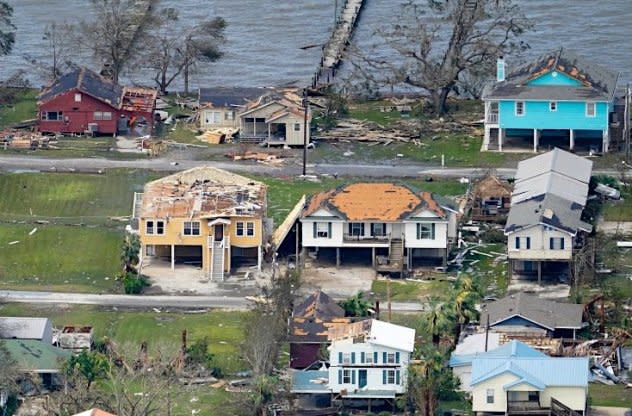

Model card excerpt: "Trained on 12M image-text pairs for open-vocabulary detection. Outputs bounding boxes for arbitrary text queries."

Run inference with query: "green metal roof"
[3,339,71,373]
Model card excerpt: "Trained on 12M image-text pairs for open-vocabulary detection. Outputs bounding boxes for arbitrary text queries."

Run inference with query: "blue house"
[482,48,621,153]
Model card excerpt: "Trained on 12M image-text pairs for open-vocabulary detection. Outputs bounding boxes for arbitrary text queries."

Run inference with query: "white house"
[450,341,589,416]
[198,87,265,130]
[327,319,415,398]
[301,183,459,272]
[505,149,593,284]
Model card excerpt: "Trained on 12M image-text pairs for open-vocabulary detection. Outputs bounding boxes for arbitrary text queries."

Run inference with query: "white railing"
[486,113,499,124]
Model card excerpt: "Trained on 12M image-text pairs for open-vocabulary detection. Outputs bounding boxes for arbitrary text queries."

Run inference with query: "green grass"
[164,123,206,145]
[602,185,632,221]
[347,100,407,127]
[589,383,632,408]
[0,224,122,292]
[0,303,245,414]
[371,279,451,302]
[0,89,38,128]
[0,169,160,222]
[461,243,509,297]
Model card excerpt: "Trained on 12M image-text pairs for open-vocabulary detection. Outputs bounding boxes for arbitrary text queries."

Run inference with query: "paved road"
[0,290,426,312]
[0,155,628,178]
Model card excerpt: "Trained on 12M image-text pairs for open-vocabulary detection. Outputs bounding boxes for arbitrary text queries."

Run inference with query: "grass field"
[0,89,38,128]
[602,185,632,221]
[371,278,451,302]
[589,383,632,408]
[461,243,509,297]
[0,224,122,292]
[0,303,245,415]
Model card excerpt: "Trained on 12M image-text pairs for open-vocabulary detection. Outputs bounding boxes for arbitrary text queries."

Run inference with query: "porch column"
[371,247,376,267]
[253,119,257,136]
[498,128,505,151]
[443,248,447,267]
[569,129,575,150]
[602,128,609,152]
[533,129,539,153]
[573,328,577,340]
[257,245,262,271]
[483,126,490,151]
[336,248,341,268]
[267,123,271,145]
[171,244,175,270]
[537,261,542,286]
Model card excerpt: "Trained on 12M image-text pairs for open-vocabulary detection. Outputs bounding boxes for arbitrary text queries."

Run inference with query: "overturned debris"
[196,127,238,145]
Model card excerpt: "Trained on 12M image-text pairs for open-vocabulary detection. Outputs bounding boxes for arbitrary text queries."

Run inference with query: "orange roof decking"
[303,183,451,221]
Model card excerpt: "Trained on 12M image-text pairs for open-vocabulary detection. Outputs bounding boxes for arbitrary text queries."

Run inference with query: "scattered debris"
[196,127,238,144]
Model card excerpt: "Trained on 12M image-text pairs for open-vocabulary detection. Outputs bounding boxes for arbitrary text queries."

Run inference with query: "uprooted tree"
[353,0,532,114]
[0,1,15,56]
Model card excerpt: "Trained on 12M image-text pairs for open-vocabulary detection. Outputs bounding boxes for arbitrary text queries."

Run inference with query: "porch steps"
[211,241,225,281]
[388,239,404,269]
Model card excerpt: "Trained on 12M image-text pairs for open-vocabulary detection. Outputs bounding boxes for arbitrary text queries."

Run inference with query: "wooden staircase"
[388,239,404,270]
[210,240,226,281]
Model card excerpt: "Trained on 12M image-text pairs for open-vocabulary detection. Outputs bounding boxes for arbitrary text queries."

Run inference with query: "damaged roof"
[483,48,619,101]
[505,193,592,235]
[328,319,415,352]
[38,67,123,107]
[480,292,584,331]
[473,175,512,199]
[303,183,457,221]
[4,339,71,373]
[198,87,268,107]
[289,291,349,344]
[140,166,266,219]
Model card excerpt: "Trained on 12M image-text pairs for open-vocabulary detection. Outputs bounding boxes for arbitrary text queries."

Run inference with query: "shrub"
[479,228,505,244]
[120,272,149,294]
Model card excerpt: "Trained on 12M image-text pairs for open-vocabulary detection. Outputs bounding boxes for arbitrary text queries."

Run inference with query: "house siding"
[472,373,516,413]
[540,386,587,411]
[200,107,239,129]
[404,221,448,249]
[39,89,120,134]
[498,100,608,130]
[526,71,583,87]
[507,225,573,261]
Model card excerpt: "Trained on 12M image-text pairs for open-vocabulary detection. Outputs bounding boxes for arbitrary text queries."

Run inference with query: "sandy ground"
[299,261,375,299]
[597,218,632,234]
[590,406,632,416]
[116,136,144,153]
[507,280,571,299]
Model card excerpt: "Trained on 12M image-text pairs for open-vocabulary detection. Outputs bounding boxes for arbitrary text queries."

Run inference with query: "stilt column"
[171,244,175,270]
[498,128,505,151]
[570,129,575,150]
[533,129,540,152]
[537,261,542,286]
[336,248,341,268]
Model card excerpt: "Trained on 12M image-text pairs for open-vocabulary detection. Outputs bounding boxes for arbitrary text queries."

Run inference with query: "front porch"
[239,117,289,143]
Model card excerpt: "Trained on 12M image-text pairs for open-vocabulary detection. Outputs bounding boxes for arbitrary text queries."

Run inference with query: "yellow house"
[134,167,267,280]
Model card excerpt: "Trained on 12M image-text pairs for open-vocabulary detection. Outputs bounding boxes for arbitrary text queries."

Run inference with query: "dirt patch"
[507,280,570,300]
[299,261,375,299]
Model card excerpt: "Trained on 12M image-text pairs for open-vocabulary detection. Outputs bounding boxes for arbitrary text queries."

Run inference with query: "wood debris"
[225,150,286,166]
[195,127,238,145]
[319,118,412,143]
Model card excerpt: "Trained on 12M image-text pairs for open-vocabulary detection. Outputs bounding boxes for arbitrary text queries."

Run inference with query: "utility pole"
[625,83,630,162]
[302,88,309,176]
[334,0,338,25]
[387,278,392,322]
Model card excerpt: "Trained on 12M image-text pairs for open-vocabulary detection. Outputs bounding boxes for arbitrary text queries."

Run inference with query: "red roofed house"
[38,67,156,136]
[300,183,459,273]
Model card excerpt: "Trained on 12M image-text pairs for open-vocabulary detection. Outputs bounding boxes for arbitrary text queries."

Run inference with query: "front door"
[358,370,367,388]
[214,224,224,241]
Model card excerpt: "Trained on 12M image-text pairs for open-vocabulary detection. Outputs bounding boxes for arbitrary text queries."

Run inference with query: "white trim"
[549,101,557,112]
[515,101,525,116]
[183,221,201,236]
[586,102,596,117]
[490,313,555,331]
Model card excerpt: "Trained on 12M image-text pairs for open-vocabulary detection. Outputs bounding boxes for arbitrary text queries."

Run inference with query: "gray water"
[2,0,632,90]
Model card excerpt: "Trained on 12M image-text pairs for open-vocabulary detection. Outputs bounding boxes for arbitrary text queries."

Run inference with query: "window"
[342,353,352,364]
[205,111,222,124]
[146,220,154,235]
[383,370,400,385]
[586,102,596,117]
[515,236,530,249]
[515,101,525,116]
[294,123,301,131]
[156,220,165,235]
[386,353,396,364]
[486,389,495,404]
[364,352,373,364]
[74,93,82,102]
[371,223,386,237]
[348,222,364,237]
[549,101,557,112]
[42,111,63,121]
[236,222,244,236]
[314,222,331,239]
[342,369,351,384]
[94,111,112,121]
[183,221,200,236]
[416,223,435,240]
[246,222,255,236]
[224,111,234,121]
[147,220,164,235]
[549,237,565,250]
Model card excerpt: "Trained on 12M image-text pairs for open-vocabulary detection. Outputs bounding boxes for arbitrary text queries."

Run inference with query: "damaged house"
[469,175,512,222]
[238,88,310,146]
[198,87,265,130]
[482,48,622,152]
[300,183,458,273]
[38,67,156,136]
[133,167,267,281]
[505,148,593,284]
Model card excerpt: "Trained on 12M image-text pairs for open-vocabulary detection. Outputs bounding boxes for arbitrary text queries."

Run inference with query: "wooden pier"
[312,0,365,89]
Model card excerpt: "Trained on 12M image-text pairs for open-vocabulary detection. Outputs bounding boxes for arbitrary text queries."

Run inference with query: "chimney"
[496,56,505,82]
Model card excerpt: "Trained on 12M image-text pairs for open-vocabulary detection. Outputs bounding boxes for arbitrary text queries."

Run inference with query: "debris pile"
[196,127,238,144]
[225,150,286,166]
[1,130,49,150]
[319,119,411,143]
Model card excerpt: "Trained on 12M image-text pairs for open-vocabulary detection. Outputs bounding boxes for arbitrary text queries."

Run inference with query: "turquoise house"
[482,48,621,152]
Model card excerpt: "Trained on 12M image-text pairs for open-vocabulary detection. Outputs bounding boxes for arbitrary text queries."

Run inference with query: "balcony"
[508,400,547,415]
[486,112,499,124]
[342,233,390,245]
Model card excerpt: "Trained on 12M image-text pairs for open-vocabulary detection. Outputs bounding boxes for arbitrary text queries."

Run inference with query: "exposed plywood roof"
[140,166,266,219]
[303,183,455,221]
[473,175,511,199]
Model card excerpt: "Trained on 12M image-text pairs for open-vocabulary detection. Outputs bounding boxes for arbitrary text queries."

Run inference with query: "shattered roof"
[483,48,619,101]
[480,292,584,331]
[505,193,592,235]
[0,317,51,340]
[38,67,124,107]
[140,167,266,219]
[303,183,456,221]
[290,291,349,344]
[473,175,512,199]
[198,87,267,107]
[328,319,416,352]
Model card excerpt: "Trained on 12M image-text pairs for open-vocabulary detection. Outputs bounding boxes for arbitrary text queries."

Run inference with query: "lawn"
[0,169,161,222]
[589,383,632,408]
[602,185,632,221]
[460,243,509,297]
[0,303,246,415]
[0,89,38,128]
[371,278,451,302]
[0,224,122,292]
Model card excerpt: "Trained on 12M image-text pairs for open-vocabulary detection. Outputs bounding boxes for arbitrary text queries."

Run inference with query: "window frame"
[155,220,165,235]
[550,237,565,250]
[42,111,63,121]
[371,222,386,237]
[386,353,396,364]
[294,123,301,131]
[236,222,245,236]
[364,353,373,364]
[386,370,396,384]
[486,389,495,404]
[416,223,435,240]
[549,101,557,112]
[316,222,330,238]
[515,101,525,116]
[246,222,255,237]
[146,220,154,235]
[183,221,201,236]
[74,93,82,102]
[349,222,364,237]
[342,369,352,384]
[586,102,596,117]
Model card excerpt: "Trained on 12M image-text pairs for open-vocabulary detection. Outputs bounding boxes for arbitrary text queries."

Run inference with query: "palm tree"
[339,292,372,317]
[407,344,452,416]
[450,275,481,345]
[425,298,454,345]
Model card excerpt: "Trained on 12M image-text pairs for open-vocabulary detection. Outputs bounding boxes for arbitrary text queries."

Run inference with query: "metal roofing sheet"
[0,317,50,340]
[471,356,589,387]
[515,148,592,185]
[512,172,589,206]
